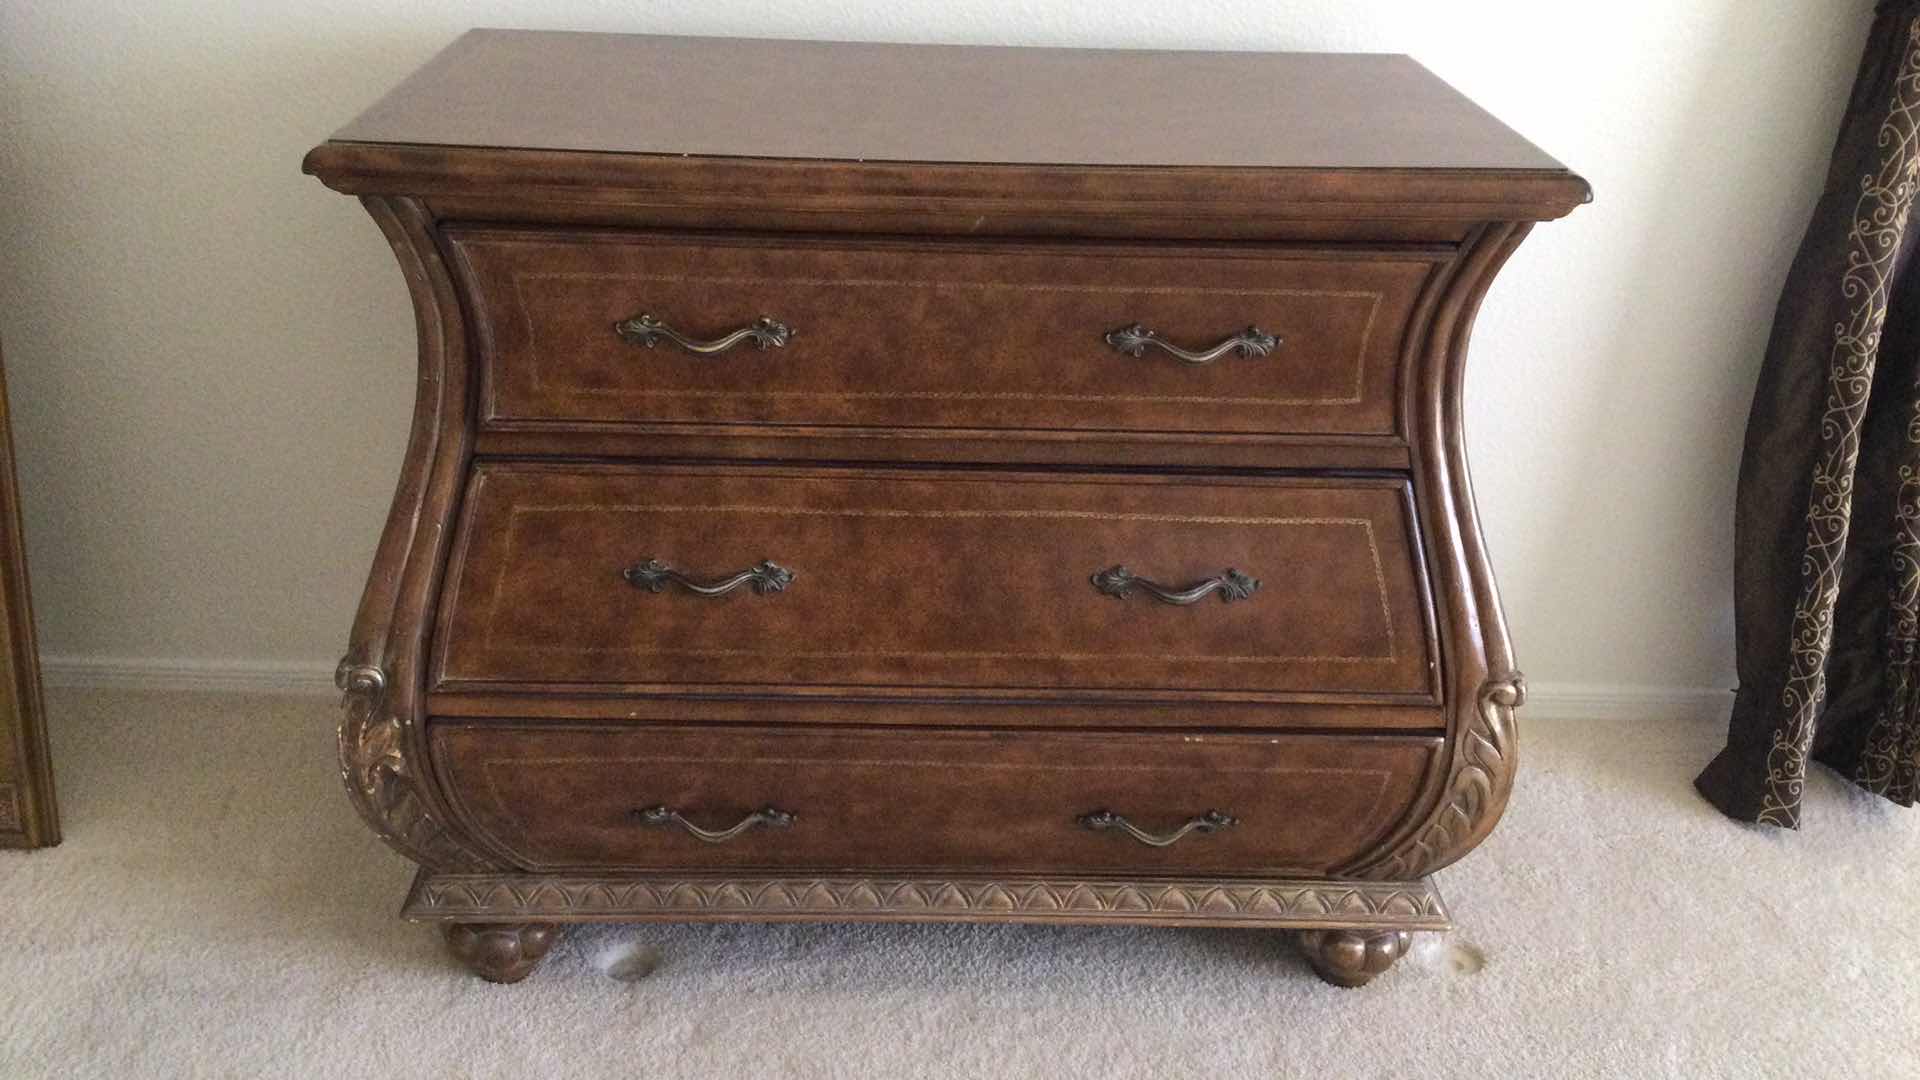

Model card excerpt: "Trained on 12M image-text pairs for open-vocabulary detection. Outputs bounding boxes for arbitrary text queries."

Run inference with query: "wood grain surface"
[332,29,1571,172]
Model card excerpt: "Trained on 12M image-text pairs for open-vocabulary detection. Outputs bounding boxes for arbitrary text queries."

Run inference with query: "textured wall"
[0,1,1878,699]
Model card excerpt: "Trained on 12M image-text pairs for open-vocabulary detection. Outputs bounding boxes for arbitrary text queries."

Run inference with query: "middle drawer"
[433,464,1437,699]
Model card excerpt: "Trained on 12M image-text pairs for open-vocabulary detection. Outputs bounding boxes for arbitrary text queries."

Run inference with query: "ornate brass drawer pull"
[1078,809,1239,847]
[1091,565,1260,605]
[1103,323,1279,365]
[622,558,795,597]
[614,313,793,355]
[632,805,796,843]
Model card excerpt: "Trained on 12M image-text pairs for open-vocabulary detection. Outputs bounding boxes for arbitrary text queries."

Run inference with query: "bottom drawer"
[432,723,1439,876]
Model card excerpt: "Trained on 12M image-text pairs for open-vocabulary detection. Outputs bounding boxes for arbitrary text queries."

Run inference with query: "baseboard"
[1521,682,1731,724]
[36,657,1735,721]
[39,656,338,697]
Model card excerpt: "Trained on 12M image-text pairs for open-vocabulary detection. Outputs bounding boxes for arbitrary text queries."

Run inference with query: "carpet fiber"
[2,690,1916,1078]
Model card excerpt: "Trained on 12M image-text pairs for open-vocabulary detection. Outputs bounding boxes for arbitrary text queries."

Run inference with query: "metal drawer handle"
[614,313,793,355]
[632,805,796,843]
[1092,565,1260,605]
[1104,323,1279,365]
[623,558,795,597]
[1079,809,1239,847]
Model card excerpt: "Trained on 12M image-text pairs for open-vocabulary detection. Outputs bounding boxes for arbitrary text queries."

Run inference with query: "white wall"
[0,1,1878,709]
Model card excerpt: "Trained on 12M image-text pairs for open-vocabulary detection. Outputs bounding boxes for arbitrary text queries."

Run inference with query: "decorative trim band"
[403,870,1450,929]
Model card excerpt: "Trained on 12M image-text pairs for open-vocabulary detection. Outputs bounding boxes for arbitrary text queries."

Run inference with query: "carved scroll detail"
[1361,673,1524,881]
[336,658,487,870]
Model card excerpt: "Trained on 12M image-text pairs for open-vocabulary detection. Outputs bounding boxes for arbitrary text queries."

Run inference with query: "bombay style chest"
[305,29,1586,986]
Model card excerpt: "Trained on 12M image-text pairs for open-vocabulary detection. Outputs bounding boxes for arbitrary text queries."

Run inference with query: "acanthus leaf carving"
[1360,673,1523,882]
[336,657,489,871]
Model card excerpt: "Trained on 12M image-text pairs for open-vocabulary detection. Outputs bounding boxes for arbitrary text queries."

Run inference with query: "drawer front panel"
[448,228,1438,437]
[434,465,1437,698]
[432,723,1439,875]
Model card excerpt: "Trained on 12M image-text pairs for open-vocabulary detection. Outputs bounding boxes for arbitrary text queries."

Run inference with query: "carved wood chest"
[304,29,1586,986]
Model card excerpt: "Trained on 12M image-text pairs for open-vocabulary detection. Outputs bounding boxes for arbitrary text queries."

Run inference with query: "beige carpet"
[2,690,1917,1078]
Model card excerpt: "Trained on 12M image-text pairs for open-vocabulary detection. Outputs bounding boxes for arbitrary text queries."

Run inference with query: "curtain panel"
[1699,0,1920,825]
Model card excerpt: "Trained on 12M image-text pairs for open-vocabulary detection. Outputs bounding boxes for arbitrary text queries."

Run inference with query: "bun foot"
[1294,928,1412,988]
[442,922,561,983]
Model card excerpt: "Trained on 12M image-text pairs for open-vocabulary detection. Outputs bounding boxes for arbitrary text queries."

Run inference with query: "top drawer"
[446,228,1440,438]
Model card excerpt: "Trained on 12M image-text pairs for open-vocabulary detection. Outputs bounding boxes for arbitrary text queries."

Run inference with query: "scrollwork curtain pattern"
[1698,2,1920,825]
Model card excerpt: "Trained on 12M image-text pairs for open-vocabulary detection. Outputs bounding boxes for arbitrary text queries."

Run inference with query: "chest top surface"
[327,29,1570,174]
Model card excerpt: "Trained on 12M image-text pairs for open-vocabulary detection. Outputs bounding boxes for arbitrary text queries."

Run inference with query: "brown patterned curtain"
[1698,1,1920,826]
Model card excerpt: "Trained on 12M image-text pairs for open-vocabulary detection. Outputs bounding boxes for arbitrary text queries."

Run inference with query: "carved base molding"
[404,870,1450,930]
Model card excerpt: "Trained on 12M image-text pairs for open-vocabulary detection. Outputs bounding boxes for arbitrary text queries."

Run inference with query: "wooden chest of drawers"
[305,29,1586,986]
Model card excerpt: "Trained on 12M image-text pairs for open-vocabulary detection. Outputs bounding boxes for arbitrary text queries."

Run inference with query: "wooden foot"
[1293,928,1412,988]
[442,922,561,983]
